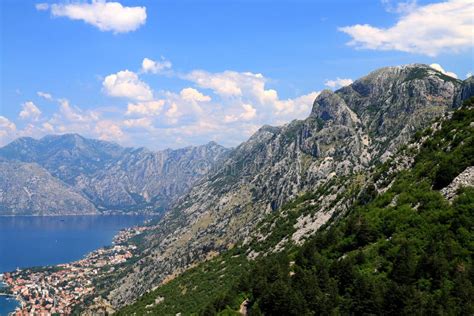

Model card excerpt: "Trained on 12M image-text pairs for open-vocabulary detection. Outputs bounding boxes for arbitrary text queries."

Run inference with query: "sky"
[0,0,473,149]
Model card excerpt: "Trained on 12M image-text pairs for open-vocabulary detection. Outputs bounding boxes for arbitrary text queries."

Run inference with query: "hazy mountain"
[0,160,97,216]
[0,135,229,215]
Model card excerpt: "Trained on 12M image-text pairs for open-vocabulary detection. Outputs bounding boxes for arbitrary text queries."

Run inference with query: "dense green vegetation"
[116,251,250,315]
[208,98,474,315]
[117,98,474,315]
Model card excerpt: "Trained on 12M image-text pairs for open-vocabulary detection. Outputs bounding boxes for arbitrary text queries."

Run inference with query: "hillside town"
[0,225,153,315]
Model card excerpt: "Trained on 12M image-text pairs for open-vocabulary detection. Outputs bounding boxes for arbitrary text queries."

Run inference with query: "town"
[1,224,156,315]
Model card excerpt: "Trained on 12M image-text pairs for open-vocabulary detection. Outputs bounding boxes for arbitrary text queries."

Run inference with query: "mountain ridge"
[0,134,229,215]
[94,64,474,308]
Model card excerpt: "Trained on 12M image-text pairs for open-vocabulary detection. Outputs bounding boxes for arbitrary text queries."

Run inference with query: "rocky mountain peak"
[310,89,360,127]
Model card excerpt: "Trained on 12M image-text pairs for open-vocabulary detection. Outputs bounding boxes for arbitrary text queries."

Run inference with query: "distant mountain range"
[0,134,229,215]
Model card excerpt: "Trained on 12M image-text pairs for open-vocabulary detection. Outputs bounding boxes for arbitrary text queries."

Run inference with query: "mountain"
[0,134,126,184]
[82,64,473,308]
[113,78,474,316]
[0,160,97,216]
[118,97,473,315]
[0,135,229,215]
[75,141,229,212]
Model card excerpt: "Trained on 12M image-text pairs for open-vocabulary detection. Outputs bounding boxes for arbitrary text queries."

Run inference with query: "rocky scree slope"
[100,64,473,307]
[0,135,228,215]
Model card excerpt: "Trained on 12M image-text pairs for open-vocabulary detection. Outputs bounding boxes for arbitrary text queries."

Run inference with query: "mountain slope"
[116,97,474,316]
[76,142,229,211]
[94,64,471,308]
[0,160,97,215]
[215,97,474,315]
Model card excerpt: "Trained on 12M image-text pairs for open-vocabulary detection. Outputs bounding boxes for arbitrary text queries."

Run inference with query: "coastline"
[1,217,155,314]
[0,280,21,315]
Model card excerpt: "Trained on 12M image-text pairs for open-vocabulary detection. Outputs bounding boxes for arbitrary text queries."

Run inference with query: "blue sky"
[1,0,473,149]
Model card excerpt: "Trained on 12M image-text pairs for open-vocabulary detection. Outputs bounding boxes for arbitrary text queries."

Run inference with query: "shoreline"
[0,281,22,315]
[1,218,155,314]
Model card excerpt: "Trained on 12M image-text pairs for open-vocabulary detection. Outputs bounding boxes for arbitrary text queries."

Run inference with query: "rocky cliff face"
[0,136,228,215]
[76,142,229,211]
[337,64,461,160]
[103,64,473,307]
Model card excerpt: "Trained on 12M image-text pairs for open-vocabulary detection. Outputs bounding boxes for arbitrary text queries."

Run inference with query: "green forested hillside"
[215,98,474,315]
[118,98,474,315]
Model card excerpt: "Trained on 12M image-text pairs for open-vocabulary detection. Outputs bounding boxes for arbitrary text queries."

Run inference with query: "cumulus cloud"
[42,122,54,132]
[184,70,251,96]
[37,91,53,100]
[94,120,124,141]
[165,102,180,119]
[340,0,474,56]
[141,57,172,74]
[180,88,211,102]
[38,0,146,34]
[6,63,321,148]
[0,115,16,137]
[224,103,257,123]
[183,69,318,119]
[429,63,458,79]
[103,70,153,101]
[381,0,417,13]
[126,100,165,116]
[19,101,42,121]
[272,92,320,117]
[35,3,49,11]
[123,117,153,129]
[467,72,473,79]
[324,78,354,89]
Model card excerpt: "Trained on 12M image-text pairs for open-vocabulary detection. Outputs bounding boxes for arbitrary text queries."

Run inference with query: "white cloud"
[37,91,53,100]
[165,102,180,118]
[42,122,54,132]
[429,63,458,79]
[180,88,211,102]
[40,0,146,34]
[224,103,257,123]
[240,104,257,120]
[184,70,251,96]
[123,117,153,129]
[103,70,153,101]
[0,115,16,135]
[35,3,49,11]
[94,121,124,141]
[340,0,474,56]
[141,57,172,74]
[181,69,321,128]
[324,78,354,89]
[126,100,165,116]
[273,92,320,117]
[466,72,473,79]
[19,101,42,121]
[4,63,322,149]
[57,99,96,122]
[381,0,417,13]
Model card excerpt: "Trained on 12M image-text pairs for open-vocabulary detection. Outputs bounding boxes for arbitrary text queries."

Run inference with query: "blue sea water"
[0,215,152,315]
[0,282,19,316]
